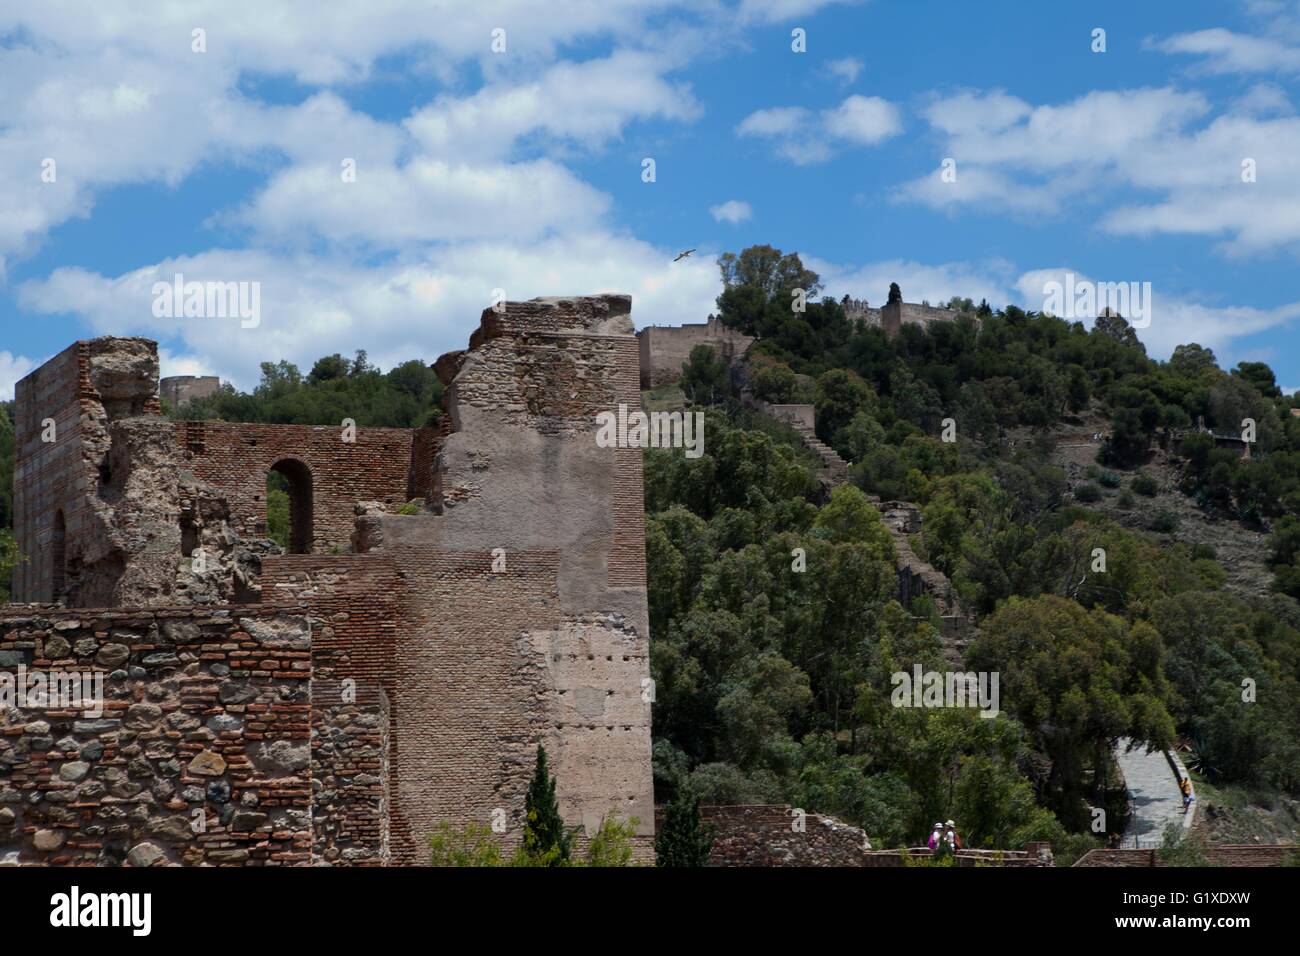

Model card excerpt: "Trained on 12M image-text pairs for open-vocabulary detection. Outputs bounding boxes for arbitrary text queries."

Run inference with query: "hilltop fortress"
[1,295,654,866]
[636,288,968,389]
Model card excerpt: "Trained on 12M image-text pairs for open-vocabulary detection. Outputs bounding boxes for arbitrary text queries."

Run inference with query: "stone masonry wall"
[637,317,755,389]
[690,805,873,866]
[0,605,313,866]
[311,680,388,865]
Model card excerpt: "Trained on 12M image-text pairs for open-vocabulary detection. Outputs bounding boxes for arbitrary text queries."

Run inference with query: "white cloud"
[0,6,706,271]
[710,200,753,224]
[16,235,721,390]
[1233,82,1294,116]
[1014,267,1300,362]
[405,50,702,162]
[237,158,612,247]
[736,0,857,25]
[823,95,902,144]
[0,1,702,85]
[826,57,863,85]
[896,164,1065,216]
[905,85,1300,254]
[738,95,901,163]
[0,352,37,402]
[1154,27,1300,74]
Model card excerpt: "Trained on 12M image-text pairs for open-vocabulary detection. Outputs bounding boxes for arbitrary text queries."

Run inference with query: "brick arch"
[269,457,314,554]
[174,421,421,552]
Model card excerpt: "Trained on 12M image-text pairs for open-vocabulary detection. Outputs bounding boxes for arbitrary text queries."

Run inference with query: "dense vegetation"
[645,245,1300,858]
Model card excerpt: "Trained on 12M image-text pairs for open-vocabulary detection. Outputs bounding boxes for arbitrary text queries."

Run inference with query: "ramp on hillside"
[1115,738,1190,848]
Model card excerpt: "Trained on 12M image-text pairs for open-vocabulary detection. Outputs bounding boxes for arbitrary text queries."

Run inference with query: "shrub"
[751,361,799,404]
[1151,510,1180,534]
[1073,482,1102,503]
[1117,490,1135,511]
[1132,473,1159,497]
[1097,470,1122,489]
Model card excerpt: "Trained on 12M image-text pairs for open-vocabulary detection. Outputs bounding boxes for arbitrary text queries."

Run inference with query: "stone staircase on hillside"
[739,388,975,667]
[789,419,851,487]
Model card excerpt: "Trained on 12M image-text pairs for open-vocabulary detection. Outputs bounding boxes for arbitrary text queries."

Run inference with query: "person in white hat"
[928,822,943,850]
[943,819,962,850]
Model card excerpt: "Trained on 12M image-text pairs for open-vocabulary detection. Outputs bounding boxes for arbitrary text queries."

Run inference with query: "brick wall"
[0,605,313,866]
[176,421,416,552]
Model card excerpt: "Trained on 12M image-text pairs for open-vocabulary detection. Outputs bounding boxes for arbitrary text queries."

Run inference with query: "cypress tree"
[522,745,571,865]
[655,789,713,867]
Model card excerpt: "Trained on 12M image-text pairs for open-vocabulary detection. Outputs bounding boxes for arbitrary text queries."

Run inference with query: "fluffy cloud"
[1153,27,1300,74]
[16,235,721,390]
[1015,268,1300,362]
[237,158,612,247]
[0,351,37,402]
[405,50,701,162]
[826,57,863,85]
[710,200,753,224]
[903,85,1300,253]
[737,95,901,163]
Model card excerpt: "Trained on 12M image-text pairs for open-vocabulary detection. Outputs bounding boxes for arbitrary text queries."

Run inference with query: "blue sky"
[2,0,1300,398]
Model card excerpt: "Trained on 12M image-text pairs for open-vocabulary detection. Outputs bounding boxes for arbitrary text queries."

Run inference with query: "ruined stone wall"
[1073,845,1300,867]
[0,605,313,866]
[637,317,755,389]
[11,339,172,607]
[8,294,656,867]
[686,805,873,866]
[175,421,416,552]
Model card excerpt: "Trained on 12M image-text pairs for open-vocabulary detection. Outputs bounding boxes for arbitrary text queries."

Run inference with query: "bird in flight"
[673,249,695,262]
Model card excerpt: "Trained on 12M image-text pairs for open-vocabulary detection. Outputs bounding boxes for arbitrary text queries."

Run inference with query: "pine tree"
[522,745,571,865]
[655,789,713,867]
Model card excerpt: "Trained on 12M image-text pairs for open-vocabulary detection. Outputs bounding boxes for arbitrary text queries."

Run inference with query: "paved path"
[1115,738,1189,848]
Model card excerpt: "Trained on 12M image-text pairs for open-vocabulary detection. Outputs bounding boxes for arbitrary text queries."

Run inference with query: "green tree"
[969,596,1175,827]
[655,789,713,866]
[522,745,572,865]
[429,822,507,866]
[680,345,729,405]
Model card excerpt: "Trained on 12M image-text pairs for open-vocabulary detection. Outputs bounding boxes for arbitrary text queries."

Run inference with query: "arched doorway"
[268,459,314,554]
[51,509,66,601]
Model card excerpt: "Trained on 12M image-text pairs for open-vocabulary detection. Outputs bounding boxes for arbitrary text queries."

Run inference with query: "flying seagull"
[673,249,695,262]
